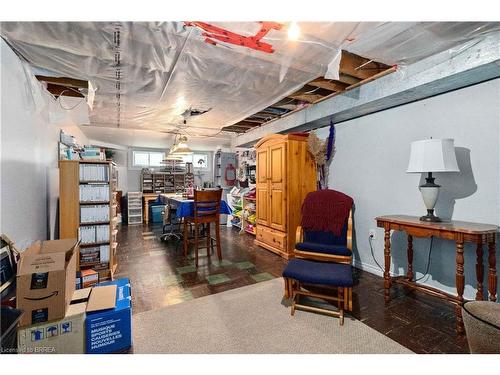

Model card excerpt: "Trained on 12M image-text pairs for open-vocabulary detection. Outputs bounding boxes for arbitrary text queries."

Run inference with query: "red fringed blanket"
[301,189,353,236]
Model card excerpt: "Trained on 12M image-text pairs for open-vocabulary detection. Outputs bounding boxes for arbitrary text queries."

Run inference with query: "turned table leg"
[384,228,392,302]
[407,234,414,281]
[488,234,497,302]
[475,241,484,301]
[455,238,465,333]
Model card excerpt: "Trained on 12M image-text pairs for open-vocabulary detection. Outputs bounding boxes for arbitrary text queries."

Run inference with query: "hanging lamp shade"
[171,136,192,155]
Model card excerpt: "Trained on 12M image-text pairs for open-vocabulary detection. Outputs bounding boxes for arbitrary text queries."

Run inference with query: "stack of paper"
[79,225,110,244]
[80,205,110,223]
[80,184,110,202]
[79,164,109,182]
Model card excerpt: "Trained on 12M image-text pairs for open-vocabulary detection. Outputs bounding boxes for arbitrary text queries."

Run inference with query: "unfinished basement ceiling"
[1,22,499,139]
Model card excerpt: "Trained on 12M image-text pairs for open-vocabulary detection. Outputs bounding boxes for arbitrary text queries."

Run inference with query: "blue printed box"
[85,278,132,354]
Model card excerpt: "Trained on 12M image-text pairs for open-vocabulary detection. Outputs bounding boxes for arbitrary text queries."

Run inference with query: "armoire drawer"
[256,226,287,251]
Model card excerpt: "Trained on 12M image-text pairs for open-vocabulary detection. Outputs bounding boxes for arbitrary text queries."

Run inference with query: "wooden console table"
[375,215,497,333]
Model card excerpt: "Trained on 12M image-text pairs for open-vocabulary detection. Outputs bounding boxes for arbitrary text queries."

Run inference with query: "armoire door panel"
[256,149,268,184]
[269,144,285,183]
[256,187,270,225]
[270,189,286,231]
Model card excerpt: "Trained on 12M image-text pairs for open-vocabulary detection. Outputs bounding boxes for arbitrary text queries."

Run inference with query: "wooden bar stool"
[183,189,222,267]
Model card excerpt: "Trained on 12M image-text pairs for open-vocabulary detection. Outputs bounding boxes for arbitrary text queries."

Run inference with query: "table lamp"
[406,138,460,222]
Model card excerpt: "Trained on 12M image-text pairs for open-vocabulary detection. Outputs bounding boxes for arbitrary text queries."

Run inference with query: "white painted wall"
[317,78,500,300]
[0,39,89,246]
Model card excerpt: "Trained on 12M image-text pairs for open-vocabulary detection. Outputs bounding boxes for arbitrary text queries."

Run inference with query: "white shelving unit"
[127,192,143,225]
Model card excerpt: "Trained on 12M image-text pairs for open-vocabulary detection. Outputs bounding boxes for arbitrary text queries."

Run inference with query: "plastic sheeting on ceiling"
[1,22,499,137]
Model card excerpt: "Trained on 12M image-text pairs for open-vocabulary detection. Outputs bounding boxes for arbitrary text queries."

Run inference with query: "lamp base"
[419,172,441,222]
[420,209,441,222]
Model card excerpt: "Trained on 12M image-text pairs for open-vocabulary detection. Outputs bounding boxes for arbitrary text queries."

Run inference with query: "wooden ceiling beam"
[337,73,362,86]
[46,83,85,98]
[241,118,266,124]
[307,78,350,92]
[36,75,88,89]
[287,93,324,103]
[339,51,390,80]
[231,124,259,129]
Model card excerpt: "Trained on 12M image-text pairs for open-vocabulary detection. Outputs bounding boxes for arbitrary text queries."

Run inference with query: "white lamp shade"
[407,138,460,173]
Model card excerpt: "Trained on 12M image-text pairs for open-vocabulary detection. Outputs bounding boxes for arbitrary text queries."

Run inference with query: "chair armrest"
[347,209,353,251]
[295,226,304,244]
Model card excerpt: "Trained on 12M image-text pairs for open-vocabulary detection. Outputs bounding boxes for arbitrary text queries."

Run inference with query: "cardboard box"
[16,239,78,327]
[80,269,99,288]
[75,271,82,290]
[86,278,132,354]
[17,288,90,354]
[17,278,131,354]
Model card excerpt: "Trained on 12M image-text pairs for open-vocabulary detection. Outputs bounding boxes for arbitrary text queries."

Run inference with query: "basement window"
[180,153,209,170]
[132,151,165,167]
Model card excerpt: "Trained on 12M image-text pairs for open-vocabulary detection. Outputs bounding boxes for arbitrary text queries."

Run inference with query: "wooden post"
[384,226,392,302]
[407,234,414,281]
[455,235,465,333]
[475,240,484,301]
[488,234,497,302]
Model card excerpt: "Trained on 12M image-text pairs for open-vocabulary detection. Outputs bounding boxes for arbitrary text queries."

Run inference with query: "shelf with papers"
[59,159,118,280]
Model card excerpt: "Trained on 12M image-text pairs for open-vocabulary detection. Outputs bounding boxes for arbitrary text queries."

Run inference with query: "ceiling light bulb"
[287,22,300,41]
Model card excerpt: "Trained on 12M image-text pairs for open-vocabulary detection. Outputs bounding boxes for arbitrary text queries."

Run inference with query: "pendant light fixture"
[171,135,192,155]
[167,133,192,157]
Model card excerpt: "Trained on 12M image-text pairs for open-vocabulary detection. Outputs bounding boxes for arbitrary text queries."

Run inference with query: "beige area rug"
[132,278,413,354]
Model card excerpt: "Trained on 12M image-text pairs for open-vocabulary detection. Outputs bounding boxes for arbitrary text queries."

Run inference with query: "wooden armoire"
[254,134,317,259]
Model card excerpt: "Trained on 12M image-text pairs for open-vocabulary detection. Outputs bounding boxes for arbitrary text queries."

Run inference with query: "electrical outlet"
[369,229,377,240]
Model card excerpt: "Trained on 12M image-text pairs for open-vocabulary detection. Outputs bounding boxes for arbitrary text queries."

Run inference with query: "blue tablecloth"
[160,195,232,218]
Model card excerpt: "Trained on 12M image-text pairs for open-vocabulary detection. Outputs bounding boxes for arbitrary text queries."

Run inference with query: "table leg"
[475,241,484,301]
[488,234,497,302]
[407,234,414,281]
[384,228,391,302]
[144,200,149,224]
[455,238,465,333]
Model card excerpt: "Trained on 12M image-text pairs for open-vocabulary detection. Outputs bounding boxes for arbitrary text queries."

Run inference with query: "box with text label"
[16,239,78,327]
[17,287,89,353]
[17,278,131,354]
[85,278,132,354]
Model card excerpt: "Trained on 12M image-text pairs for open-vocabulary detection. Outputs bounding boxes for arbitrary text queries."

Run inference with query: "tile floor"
[114,222,470,354]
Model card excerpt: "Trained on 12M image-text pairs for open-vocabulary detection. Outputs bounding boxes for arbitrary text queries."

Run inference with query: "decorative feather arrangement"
[326,119,336,161]
[307,121,337,189]
[307,131,327,166]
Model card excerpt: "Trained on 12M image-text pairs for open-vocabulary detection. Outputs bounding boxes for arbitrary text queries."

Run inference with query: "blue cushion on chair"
[295,242,351,256]
[303,222,348,247]
[283,259,353,287]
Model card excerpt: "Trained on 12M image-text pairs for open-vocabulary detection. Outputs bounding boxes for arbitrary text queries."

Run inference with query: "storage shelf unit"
[59,160,118,280]
[127,192,143,225]
[242,195,256,235]
[141,171,186,194]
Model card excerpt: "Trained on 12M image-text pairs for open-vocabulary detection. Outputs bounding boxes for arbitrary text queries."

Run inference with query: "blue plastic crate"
[151,205,165,223]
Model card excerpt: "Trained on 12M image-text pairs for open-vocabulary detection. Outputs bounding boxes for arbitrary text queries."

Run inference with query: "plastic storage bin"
[151,205,166,223]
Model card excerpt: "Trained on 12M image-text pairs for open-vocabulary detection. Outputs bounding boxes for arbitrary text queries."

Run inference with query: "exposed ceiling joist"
[36,75,88,98]
[35,75,88,89]
[46,83,84,98]
[221,49,394,133]
[338,73,363,86]
[307,78,350,92]
[339,50,390,80]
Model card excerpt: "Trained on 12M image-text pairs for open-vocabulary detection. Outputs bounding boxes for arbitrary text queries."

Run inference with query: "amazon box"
[17,283,122,354]
[16,239,78,327]
[17,287,90,354]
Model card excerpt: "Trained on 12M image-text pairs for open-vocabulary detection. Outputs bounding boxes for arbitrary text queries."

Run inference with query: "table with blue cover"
[159,194,232,218]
